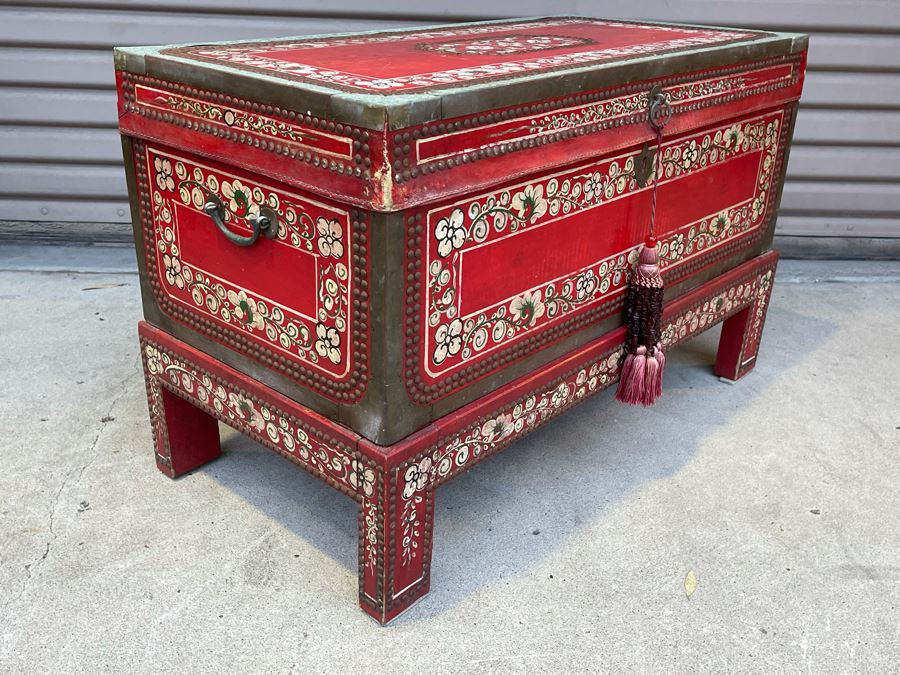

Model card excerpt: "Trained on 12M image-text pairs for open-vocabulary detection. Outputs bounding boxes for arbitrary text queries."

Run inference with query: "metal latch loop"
[648,84,672,131]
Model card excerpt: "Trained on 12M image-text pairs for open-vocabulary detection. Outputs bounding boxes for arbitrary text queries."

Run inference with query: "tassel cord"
[648,125,663,240]
[644,125,665,356]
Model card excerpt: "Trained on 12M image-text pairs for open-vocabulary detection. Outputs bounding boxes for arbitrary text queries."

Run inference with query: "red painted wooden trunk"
[116,16,806,623]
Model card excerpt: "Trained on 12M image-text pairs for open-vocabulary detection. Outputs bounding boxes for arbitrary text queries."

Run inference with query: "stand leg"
[146,379,221,479]
[714,273,775,381]
[358,462,434,624]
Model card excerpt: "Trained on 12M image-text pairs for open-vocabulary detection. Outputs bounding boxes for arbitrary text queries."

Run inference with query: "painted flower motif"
[435,208,467,257]
[511,184,548,222]
[153,191,172,223]
[163,253,184,289]
[314,322,341,364]
[433,318,463,365]
[574,270,597,300]
[709,211,732,237]
[752,194,767,219]
[509,290,546,327]
[228,392,265,431]
[723,124,745,151]
[366,79,404,90]
[480,413,514,442]
[316,217,344,258]
[144,345,162,375]
[551,382,571,407]
[222,179,255,215]
[582,172,604,201]
[668,233,686,258]
[180,373,194,393]
[349,459,376,497]
[681,140,700,170]
[227,289,264,330]
[403,457,433,498]
[154,156,175,191]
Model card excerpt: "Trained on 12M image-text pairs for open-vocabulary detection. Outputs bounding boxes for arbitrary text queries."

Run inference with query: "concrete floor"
[0,245,898,674]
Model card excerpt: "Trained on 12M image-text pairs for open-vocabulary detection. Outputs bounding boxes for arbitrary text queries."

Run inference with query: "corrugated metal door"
[1,1,898,254]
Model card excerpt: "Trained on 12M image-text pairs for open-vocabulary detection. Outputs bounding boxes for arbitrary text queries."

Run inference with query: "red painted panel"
[267,24,721,78]
[415,63,794,163]
[391,54,804,211]
[459,149,761,315]
[175,202,317,314]
[135,141,365,391]
[170,18,754,93]
[408,107,789,402]
[133,84,354,159]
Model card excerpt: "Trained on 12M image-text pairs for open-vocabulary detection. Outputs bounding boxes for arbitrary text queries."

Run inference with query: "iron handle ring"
[202,194,278,247]
[648,84,672,131]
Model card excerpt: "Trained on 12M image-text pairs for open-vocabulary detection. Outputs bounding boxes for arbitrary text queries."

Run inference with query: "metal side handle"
[202,194,278,247]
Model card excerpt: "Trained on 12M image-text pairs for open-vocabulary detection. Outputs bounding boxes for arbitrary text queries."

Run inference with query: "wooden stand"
[140,251,777,624]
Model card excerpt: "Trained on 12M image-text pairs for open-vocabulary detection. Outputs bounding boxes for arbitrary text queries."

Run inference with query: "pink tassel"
[628,352,647,404]
[617,352,635,390]
[616,346,647,405]
[653,345,665,399]
[643,353,659,406]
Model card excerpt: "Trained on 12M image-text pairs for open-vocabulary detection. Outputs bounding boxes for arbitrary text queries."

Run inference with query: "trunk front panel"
[404,106,791,404]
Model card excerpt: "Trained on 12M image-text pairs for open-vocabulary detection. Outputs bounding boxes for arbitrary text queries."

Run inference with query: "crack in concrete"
[1,353,142,617]
[75,356,140,486]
